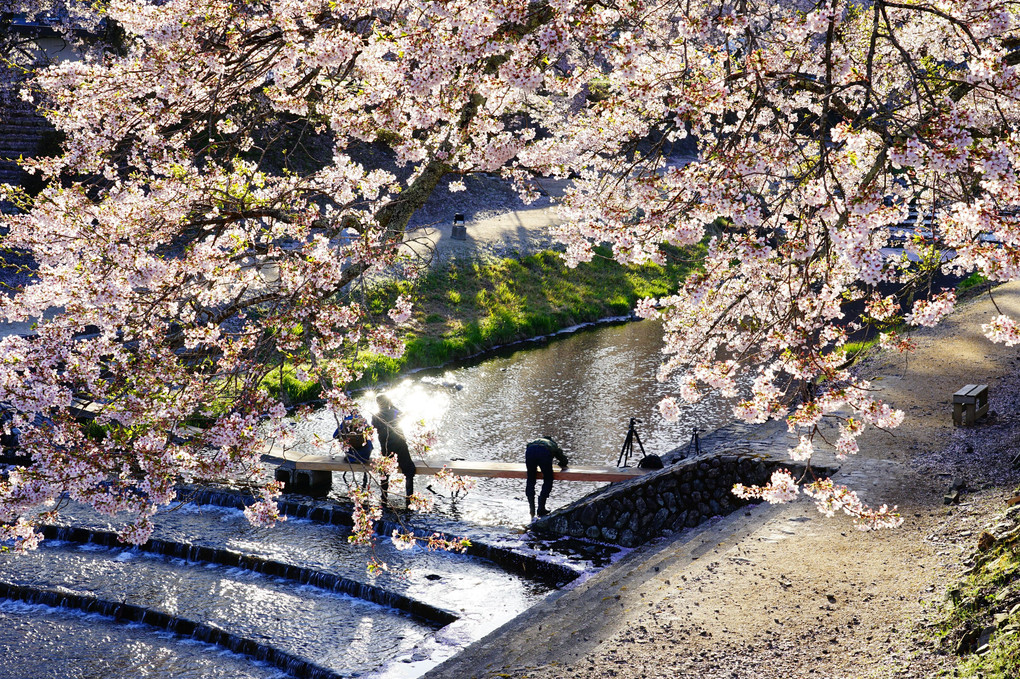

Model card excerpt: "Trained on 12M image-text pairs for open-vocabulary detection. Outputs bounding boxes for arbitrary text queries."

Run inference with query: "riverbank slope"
[424,282,1020,679]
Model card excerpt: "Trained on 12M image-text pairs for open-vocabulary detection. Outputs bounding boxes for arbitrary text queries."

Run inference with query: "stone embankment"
[532,449,820,548]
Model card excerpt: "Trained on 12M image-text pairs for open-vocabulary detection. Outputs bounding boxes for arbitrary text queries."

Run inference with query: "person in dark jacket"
[334,412,373,489]
[525,436,569,518]
[333,413,373,464]
[372,395,416,506]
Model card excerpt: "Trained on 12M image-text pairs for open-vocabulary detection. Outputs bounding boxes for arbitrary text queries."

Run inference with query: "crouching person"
[525,437,568,518]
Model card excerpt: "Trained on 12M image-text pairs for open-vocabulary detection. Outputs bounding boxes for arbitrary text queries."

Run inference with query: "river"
[0,318,739,678]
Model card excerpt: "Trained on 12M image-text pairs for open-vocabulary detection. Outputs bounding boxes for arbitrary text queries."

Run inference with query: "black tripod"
[617,417,647,467]
[687,427,701,457]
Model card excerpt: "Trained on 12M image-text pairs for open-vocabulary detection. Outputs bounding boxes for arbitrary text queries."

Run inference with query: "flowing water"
[0,318,740,678]
[288,319,738,525]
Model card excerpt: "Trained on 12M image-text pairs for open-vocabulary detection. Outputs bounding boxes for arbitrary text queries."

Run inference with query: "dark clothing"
[343,440,374,464]
[525,437,568,517]
[334,419,374,464]
[372,409,416,502]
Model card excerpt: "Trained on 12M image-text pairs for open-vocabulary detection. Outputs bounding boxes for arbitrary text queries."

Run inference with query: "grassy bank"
[264,245,701,402]
[935,506,1020,676]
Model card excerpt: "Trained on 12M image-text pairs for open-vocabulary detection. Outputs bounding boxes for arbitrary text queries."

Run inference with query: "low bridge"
[266,449,652,493]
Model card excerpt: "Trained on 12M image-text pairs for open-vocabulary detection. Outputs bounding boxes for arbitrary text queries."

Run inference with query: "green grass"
[361,245,700,385]
[267,245,703,400]
[841,337,880,358]
[261,364,325,403]
[959,272,990,292]
[934,521,1020,677]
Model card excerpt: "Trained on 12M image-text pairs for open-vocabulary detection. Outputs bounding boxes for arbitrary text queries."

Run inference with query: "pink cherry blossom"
[1,0,1018,547]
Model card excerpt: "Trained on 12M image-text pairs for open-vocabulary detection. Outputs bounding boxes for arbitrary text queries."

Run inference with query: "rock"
[671,511,688,530]
[615,512,631,530]
[957,627,980,654]
[944,490,960,505]
[951,477,968,491]
[977,530,997,551]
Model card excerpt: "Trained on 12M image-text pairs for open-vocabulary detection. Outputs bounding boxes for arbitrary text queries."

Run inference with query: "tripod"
[617,417,647,467]
[687,427,701,457]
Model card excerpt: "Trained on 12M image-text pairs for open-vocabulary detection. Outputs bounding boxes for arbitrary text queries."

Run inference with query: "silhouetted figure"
[334,412,373,489]
[334,413,373,464]
[525,436,568,518]
[372,395,416,506]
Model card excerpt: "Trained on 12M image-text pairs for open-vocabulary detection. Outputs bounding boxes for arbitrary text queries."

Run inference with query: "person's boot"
[528,496,536,518]
[536,498,550,517]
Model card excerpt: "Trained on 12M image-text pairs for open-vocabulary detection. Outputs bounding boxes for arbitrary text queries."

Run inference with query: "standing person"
[372,394,416,506]
[525,436,569,518]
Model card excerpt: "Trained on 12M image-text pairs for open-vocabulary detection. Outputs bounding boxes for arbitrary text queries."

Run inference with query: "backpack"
[638,454,664,470]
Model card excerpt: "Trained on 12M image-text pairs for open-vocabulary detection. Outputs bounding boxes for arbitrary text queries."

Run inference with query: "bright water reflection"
[287,320,739,525]
[50,501,549,620]
[0,600,286,679]
[0,541,427,672]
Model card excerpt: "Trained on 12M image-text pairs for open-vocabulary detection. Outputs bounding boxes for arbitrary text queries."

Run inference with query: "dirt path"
[425,282,1020,679]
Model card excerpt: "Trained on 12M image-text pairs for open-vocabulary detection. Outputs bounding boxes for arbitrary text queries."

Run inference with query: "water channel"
[0,318,739,679]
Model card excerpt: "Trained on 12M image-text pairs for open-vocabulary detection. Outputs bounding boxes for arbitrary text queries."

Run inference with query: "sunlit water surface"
[287,319,738,525]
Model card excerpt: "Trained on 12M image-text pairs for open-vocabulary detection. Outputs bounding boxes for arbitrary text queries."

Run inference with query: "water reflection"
[0,319,739,679]
[0,600,284,679]
[287,320,739,525]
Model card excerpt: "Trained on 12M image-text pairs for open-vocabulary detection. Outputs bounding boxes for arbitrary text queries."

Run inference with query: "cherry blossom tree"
[0,1,109,112]
[0,0,621,549]
[548,0,1020,529]
[1,0,1019,549]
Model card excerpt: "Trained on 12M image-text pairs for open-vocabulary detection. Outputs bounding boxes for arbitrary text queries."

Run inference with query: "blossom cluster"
[1,0,1019,547]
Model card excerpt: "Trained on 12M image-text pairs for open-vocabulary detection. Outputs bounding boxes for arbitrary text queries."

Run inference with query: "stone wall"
[531,449,806,548]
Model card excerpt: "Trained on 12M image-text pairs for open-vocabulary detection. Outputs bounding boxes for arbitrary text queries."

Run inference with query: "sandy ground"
[423,282,1020,679]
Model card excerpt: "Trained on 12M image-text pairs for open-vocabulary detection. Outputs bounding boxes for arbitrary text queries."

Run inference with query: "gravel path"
[398,176,567,266]
[424,283,1020,679]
